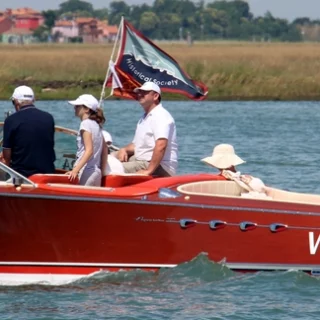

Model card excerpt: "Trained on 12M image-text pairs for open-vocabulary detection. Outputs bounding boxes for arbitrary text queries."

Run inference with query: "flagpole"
[110,16,123,63]
[98,17,124,107]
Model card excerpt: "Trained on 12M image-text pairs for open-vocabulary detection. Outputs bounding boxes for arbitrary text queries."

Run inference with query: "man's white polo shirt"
[133,103,178,175]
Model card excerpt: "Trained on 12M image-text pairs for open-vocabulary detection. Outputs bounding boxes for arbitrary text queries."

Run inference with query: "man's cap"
[133,82,161,95]
[11,86,34,101]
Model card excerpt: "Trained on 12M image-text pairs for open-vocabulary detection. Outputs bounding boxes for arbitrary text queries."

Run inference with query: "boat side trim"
[1,261,320,271]
[226,262,320,272]
[0,261,176,268]
[1,191,320,216]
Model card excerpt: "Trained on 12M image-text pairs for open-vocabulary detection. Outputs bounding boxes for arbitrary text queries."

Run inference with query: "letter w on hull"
[309,232,320,255]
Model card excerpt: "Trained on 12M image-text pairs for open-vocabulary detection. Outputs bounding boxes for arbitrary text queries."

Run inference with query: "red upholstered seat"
[28,174,79,185]
[102,174,153,188]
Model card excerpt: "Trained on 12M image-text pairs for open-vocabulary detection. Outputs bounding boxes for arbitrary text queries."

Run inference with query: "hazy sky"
[0,0,319,21]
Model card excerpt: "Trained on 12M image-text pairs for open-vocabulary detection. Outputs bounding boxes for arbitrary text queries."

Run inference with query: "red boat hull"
[1,174,320,284]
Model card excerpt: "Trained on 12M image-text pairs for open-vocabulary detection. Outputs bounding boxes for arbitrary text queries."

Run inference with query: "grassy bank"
[1,42,320,101]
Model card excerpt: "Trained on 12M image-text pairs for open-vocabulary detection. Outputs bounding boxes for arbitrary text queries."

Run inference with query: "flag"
[108,61,141,100]
[107,19,208,101]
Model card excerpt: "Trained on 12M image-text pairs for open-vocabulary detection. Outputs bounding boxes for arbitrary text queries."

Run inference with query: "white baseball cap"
[11,85,34,101]
[133,81,161,95]
[102,130,113,144]
[68,94,99,111]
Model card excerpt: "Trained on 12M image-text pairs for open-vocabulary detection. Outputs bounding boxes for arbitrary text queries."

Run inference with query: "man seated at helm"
[115,82,178,177]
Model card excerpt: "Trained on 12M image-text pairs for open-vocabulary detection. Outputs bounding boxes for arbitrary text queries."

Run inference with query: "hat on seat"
[201,144,245,169]
[102,130,113,145]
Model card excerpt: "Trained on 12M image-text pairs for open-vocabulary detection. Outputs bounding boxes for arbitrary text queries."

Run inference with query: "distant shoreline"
[1,42,320,101]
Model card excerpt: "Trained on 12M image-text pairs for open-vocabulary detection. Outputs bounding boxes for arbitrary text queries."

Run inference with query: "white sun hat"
[68,94,99,111]
[11,85,34,101]
[201,144,245,169]
[102,130,113,144]
[133,82,161,95]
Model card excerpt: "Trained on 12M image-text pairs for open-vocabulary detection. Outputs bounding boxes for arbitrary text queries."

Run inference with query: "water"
[0,100,320,319]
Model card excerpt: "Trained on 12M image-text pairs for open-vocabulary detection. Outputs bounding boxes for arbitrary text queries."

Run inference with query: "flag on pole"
[107,19,208,101]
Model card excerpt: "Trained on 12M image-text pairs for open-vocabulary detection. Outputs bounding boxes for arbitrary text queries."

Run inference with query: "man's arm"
[2,118,13,167]
[140,138,167,175]
[117,142,135,162]
[2,148,12,166]
[100,142,108,176]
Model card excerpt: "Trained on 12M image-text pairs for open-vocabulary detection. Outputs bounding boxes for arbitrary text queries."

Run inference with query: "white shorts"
[79,167,101,186]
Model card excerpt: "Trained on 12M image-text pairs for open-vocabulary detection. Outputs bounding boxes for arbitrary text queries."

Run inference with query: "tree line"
[36,0,319,42]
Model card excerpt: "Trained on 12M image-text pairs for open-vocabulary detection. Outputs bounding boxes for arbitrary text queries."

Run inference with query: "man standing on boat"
[1,85,56,177]
[116,82,178,177]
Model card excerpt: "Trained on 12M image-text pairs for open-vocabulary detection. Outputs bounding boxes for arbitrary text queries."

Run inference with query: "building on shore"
[0,7,118,44]
[52,18,118,44]
[0,7,43,44]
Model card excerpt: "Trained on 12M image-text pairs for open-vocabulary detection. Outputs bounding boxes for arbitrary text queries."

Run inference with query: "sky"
[0,0,319,21]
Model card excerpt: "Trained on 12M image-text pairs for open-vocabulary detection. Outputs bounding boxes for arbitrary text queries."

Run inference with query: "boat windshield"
[54,126,77,171]
[0,162,35,186]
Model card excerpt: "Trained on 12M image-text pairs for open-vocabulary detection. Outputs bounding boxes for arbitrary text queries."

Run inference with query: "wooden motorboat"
[1,158,320,285]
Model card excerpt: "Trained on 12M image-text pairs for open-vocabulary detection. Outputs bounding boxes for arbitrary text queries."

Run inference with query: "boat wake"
[0,254,234,288]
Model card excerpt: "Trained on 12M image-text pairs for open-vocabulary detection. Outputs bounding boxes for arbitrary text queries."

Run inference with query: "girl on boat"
[67,94,108,186]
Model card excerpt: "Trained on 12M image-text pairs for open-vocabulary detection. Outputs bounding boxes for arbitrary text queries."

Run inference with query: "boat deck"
[177,180,320,206]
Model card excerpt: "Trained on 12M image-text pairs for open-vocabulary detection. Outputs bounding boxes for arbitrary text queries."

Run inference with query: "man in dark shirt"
[1,85,56,177]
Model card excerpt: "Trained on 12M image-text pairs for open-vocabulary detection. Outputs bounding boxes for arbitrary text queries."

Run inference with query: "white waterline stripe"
[225,262,320,271]
[1,261,320,272]
[0,261,177,268]
[0,273,91,286]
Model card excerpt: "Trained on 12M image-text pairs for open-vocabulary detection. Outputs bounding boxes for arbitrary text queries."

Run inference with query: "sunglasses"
[136,90,152,96]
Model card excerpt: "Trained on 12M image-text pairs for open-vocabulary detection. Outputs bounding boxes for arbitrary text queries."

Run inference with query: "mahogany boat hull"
[1,179,320,284]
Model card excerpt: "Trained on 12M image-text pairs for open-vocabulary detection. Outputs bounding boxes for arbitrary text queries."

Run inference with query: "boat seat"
[177,181,320,205]
[102,174,153,188]
[28,174,79,185]
[267,187,320,205]
[177,180,244,197]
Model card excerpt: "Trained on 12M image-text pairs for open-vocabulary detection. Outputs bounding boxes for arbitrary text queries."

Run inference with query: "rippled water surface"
[0,100,319,319]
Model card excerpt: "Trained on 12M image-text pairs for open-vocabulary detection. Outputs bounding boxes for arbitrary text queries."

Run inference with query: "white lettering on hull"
[309,232,320,255]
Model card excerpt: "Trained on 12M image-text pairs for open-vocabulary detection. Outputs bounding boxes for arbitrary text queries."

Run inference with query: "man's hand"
[118,148,129,162]
[136,169,152,175]
[0,152,7,165]
[2,148,11,166]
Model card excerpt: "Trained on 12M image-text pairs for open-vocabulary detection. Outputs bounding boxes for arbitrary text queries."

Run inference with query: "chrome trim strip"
[135,219,320,232]
[1,191,320,217]
[239,221,257,231]
[180,218,197,228]
[270,223,288,233]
